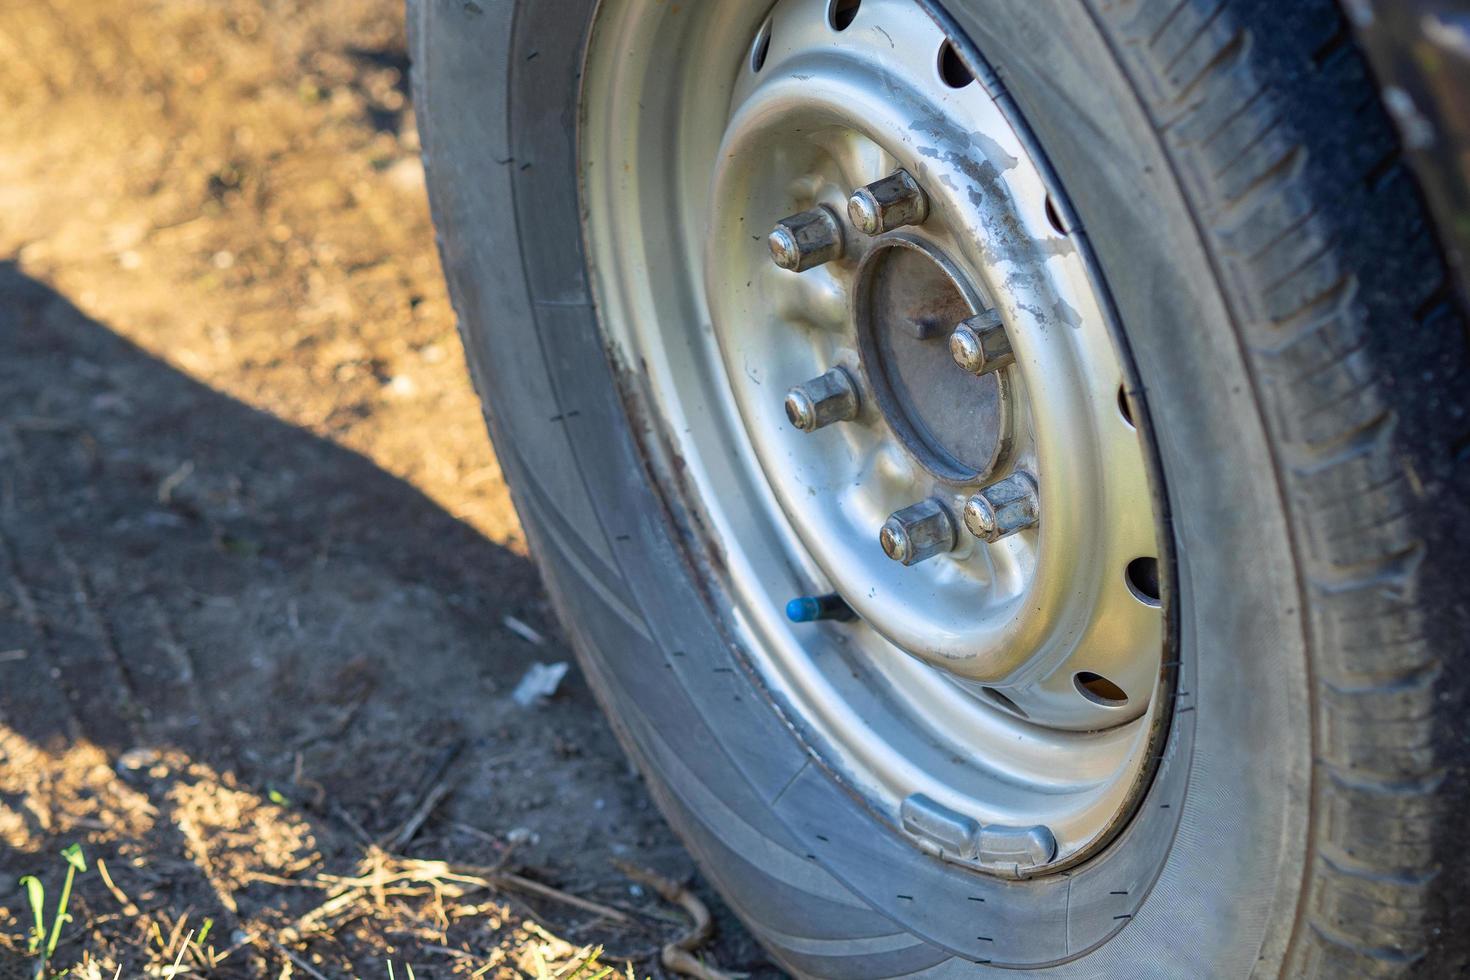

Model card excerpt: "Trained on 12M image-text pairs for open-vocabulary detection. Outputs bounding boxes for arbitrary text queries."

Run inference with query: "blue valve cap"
[785,593,855,623]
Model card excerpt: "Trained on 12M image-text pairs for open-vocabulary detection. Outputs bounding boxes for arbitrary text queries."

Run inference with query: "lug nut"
[880,499,956,566]
[769,205,844,272]
[785,593,857,623]
[848,169,929,236]
[963,473,1039,542]
[785,367,860,432]
[950,310,1013,376]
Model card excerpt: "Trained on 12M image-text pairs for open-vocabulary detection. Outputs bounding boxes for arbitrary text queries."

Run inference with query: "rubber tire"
[408,0,1470,975]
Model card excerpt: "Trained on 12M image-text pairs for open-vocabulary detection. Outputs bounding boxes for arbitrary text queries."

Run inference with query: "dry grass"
[0,735,732,977]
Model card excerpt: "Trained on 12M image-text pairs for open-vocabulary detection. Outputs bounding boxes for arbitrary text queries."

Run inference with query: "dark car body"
[1355,1,1470,301]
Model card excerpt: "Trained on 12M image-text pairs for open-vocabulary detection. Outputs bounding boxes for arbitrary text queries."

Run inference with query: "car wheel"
[409,0,1470,974]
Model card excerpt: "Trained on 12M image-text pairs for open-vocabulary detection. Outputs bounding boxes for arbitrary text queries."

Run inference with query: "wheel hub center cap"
[856,237,1008,482]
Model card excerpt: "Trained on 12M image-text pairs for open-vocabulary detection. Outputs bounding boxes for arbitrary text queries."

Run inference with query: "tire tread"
[1091,0,1470,972]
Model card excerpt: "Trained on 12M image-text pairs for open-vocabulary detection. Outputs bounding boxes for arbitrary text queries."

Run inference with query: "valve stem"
[786,593,857,623]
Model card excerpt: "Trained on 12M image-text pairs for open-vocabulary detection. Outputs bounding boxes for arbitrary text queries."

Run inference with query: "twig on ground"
[489,840,520,874]
[375,739,467,851]
[266,937,331,980]
[156,460,194,504]
[380,778,455,852]
[616,862,739,980]
[489,871,630,925]
[449,821,501,846]
[245,872,331,890]
[418,740,467,792]
[288,687,374,751]
[95,858,140,917]
[329,804,375,848]
[502,615,546,646]
[422,944,474,960]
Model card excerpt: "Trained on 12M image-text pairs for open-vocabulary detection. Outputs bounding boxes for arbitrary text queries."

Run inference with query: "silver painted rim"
[580,0,1169,874]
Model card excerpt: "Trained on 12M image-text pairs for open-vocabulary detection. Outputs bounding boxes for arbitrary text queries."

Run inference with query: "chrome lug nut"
[848,169,929,236]
[880,499,956,566]
[785,367,860,432]
[769,205,844,272]
[950,310,1014,376]
[963,473,1039,542]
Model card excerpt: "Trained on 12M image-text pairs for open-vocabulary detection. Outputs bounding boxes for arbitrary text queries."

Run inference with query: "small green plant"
[18,843,88,979]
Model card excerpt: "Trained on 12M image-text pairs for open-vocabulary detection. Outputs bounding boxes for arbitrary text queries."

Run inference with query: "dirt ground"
[0,0,775,975]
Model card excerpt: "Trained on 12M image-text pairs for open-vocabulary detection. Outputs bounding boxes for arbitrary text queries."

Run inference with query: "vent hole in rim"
[938,40,974,88]
[1125,556,1161,606]
[981,687,1029,719]
[1045,194,1067,235]
[1074,672,1129,708]
[1118,384,1135,427]
[828,0,861,31]
[751,19,772,72]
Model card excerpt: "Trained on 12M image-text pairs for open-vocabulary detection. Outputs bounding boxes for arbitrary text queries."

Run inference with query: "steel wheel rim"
[579,0,1172,874]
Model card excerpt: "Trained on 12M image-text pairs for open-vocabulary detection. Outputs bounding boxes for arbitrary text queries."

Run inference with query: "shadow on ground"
[0,263,774,976]
[0,261,543,756]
